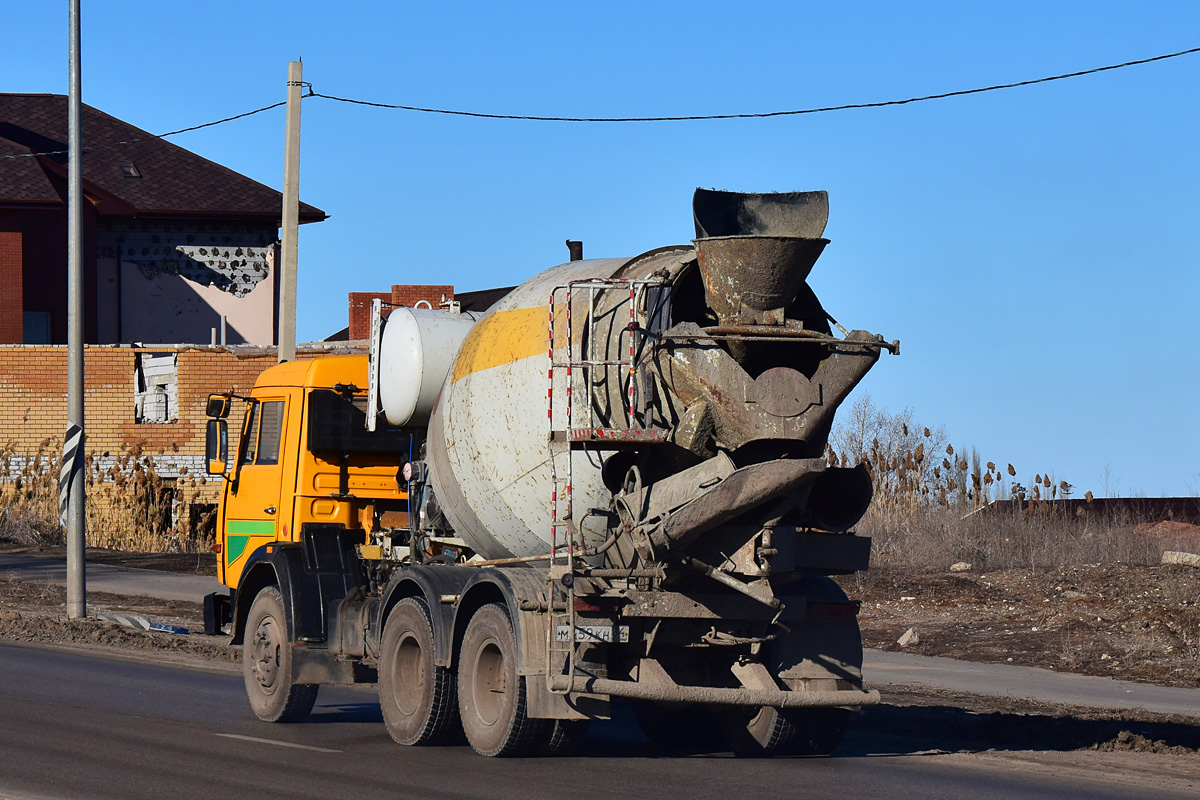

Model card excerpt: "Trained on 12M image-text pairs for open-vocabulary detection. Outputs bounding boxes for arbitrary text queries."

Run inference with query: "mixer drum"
[425,259,629,560]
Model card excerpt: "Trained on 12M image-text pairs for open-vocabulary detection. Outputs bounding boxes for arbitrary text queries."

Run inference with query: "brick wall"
[0,345,342,506]
[391,284,454,309]
[0,232,23,343]
[347,292,391,341]
[346,285,456,341]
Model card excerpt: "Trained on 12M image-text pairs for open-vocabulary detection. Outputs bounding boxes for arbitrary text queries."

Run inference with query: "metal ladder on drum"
[544,276,667,694]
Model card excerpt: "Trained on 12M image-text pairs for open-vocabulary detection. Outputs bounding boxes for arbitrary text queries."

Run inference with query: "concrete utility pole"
[278,60,302,363]
[64,0,86,619]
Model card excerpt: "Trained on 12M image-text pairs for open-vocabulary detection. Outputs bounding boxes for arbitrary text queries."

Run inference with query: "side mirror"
[206,419,228,474]
[206,393,232,419]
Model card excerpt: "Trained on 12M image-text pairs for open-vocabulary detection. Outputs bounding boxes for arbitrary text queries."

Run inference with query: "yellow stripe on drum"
[452,305,550,383]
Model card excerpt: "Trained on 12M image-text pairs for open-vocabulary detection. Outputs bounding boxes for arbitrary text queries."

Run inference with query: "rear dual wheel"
[379,597,460,745]
[457,603,550,757]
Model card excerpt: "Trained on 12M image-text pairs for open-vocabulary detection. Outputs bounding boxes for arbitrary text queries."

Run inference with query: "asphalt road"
[5,551,1200,720]
[865,649,1200,718]
[0,553,222,604]
[0,642,1194,800]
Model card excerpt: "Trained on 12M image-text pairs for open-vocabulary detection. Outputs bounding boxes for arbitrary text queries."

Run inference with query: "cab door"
[224,397,289,589]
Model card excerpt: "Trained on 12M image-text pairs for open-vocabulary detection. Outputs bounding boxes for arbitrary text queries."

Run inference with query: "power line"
[1,44,1195,162]
[310,45,1200,122]
[0,100,286,160]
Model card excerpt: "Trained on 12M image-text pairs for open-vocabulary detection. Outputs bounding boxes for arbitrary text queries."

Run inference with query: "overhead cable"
[309,45,1200,122]
[0,100,286,160]
[1,45,1195,162]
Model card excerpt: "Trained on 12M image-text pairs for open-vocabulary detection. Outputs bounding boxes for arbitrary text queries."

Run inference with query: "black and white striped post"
[64,0,86,619]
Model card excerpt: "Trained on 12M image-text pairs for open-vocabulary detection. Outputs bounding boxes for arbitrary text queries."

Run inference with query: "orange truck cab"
[202,355,410,654]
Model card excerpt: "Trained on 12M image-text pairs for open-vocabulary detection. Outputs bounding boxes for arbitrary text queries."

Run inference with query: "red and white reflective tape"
[547,293,555,424]
[627,286,636,422]
[547,291,556,552]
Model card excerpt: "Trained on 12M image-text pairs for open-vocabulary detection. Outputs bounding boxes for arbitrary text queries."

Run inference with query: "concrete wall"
[96,220,278,345]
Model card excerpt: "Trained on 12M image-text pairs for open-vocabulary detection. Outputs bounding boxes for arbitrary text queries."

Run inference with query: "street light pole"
[64,0,86,619]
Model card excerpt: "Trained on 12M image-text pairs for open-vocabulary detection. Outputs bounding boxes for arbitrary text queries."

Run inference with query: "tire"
[787,708,851,755]
[720,706,796,757]
[457,603,549,757]
[722,706,851,757]
[721,575,860,757]
[633,701,722,752]
[379,597,460,745]
[542,720,589,756]
[243,586,318,723]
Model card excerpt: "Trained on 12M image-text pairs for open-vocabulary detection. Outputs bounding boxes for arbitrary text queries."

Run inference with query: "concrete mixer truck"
[201,189,898,757]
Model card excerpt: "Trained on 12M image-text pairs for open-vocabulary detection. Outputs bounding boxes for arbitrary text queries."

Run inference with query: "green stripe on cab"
[227,520,277,536]
[225,519,276,565]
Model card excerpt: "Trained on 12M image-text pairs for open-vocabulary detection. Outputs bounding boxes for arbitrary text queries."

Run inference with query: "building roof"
[0,94,325,221]
[0,134,60,205]
[456,286,515,313]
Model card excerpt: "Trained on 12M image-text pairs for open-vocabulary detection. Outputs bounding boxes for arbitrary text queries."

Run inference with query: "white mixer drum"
[426,259,629,560]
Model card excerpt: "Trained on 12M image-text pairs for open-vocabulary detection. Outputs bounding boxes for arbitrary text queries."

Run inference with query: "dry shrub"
[860,506,1165,573]
[831,396,1184,573]
[0,440,215,553]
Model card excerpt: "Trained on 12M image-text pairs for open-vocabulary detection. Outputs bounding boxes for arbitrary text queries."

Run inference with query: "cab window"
[239,401,285,466]
[240,405,259,465]
[256,402,285,465]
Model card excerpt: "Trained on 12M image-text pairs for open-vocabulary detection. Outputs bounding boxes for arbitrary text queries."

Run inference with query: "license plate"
[555,624,630,643]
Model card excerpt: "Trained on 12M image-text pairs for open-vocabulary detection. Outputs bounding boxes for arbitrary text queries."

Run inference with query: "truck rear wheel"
[243,586,318,723]
[457,603,548,757]
[379,597,460,745]
[633,701,722,752]
[721,706,850,757]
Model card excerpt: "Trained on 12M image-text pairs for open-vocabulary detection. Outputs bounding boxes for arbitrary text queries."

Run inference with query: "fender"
[230,544,304,645]
[377,565,474,667]
[453,567,549,673]
[232,525,367,645]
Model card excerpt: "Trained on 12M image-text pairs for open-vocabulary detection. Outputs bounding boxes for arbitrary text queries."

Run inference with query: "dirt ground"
[0,544,229,662]
[840,563,1200,688]
[4,545,1200,690]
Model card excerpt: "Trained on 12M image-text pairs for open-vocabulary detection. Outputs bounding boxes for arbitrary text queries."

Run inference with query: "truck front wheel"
[457,603,548,757]
[243,586,318,723]
[379,597,460,745]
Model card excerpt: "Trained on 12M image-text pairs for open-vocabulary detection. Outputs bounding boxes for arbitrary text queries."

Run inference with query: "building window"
[134,352,178,423]
[23,312,51,344]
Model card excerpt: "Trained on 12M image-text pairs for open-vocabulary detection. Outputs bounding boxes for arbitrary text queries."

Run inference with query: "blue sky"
[4,2,1197,497]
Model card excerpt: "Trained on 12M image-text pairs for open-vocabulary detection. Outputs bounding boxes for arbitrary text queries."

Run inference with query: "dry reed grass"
[0,439,215,553]
[830,396,1193,573]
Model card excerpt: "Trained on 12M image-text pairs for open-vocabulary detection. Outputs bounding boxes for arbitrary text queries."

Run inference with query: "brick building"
[0,342,358,547]
[0,95,331,547]
[336,284,514,341]
[0,93,325,346]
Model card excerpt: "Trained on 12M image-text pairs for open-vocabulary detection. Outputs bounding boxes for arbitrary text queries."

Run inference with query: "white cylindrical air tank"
[378,307,480,427]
